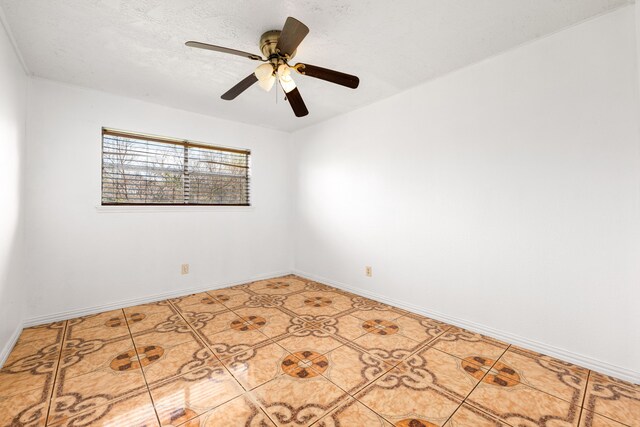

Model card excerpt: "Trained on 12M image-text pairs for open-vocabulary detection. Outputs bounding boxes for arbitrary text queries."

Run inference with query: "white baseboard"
[293,269,640,384]
[23,270,294,328]
[0,322,24,368]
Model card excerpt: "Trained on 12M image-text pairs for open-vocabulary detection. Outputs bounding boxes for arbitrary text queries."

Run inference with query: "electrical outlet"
[365,266,372,277]
[181,264,189,275]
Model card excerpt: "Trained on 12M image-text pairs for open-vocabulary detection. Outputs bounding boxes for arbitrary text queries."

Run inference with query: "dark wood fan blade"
[295,63,359,89]
[276,17,309,57]
[221,74,258,100]
[186,41,263,61]
[286,87,309,117]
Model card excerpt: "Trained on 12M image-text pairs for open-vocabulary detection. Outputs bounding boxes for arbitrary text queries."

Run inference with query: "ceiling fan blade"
[186,41,263,61]
[276,17,309,57]
[221,74,258,100]
[294,63,359,89]
[285,87,309,117]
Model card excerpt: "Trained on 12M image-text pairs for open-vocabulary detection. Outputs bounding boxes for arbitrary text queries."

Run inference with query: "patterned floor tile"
[429,327,509,361]
[173,300,230,319]
[59,336,134,379]
[466,372,581,426]
[64,321,130,343]
[314,397,392,426]
[171,292,220,309]
[3,339,60,371]
[241,293,294,311]
[275,333,345,357]
[510,345,589,377]
[48,391,158,426]
[16,322,66,346]
[350,308,406,322]
[0,387,48,427]
[285,314,326,336]
[124,301,175,318]
[281,350,332,380]
[125,310,188,335]
[394,314,449,343]
[0,342,59,398]
[498,346,588,404]
[67,309,127,331]
[222,341,293,390]
[244,276,308,295]
[150,364,244,426]
[318,344,392,395]
[252,373,348,426]
[231,307,294,338]
[288,304,341,318]
[184,309,242,336]
[206,286,249,298]
[355,366,462,426]
[49,365,148,425]
[302,291,354,311]
[396,346,484,400]
[186,393,275,426]
[203,327,271,361]
[352,327,425,365]
[303,281,337,292]
[445,404,509,427]
[132,328,198,349]
[136,337,217,385]
[579,409,629,427]
[285,292,351,317]
[283,293,319,310]
[332,314,373,341]
[583,372,640,426]
[210,290,254,310]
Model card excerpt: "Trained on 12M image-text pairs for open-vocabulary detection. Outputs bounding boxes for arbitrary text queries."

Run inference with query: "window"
[101,129,250,206]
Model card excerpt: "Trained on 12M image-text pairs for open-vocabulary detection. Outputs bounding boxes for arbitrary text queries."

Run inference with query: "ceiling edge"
[0,3,29,75]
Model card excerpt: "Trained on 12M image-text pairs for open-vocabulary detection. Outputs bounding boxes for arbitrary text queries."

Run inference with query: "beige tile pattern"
[252,374,348,426]
[319,344,393,394]
[0,274,636,427]
[445,403,509,426]
[498,346,589,403]
[355,366,463,425]
[315,397,392,426]
[579,409,630,427]
[466,374,581,426]
[186,393,275,426]
[222,341,292,390]
[149,364,244,426]
[583,372,640,426]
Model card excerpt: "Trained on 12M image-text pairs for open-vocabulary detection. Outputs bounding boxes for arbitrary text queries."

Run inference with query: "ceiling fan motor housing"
[260,30,296,61]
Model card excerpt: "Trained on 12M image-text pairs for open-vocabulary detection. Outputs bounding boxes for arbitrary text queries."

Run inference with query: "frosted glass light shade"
[255,63,276,92]
[277,64,296,93]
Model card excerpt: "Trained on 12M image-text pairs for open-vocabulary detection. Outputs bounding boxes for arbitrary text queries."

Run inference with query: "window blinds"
[101,129,250,206]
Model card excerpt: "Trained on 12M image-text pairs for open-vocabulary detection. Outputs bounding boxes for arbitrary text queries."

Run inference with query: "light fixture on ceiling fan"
[185,17,360,117]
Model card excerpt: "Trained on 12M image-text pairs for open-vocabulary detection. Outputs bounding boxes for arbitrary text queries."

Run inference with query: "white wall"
[24,79,293,323]
[0,19,27,361]
[292,6,640,380]
[637,0,640,94]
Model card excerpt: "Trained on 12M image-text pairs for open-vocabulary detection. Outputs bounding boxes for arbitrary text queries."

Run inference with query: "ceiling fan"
[186,17,360,118]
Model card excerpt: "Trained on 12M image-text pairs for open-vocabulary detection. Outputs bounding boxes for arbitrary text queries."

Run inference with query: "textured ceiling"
[0,0,632,132]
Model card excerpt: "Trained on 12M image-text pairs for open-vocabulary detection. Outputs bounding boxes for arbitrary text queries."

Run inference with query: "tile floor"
[0,275,638,426]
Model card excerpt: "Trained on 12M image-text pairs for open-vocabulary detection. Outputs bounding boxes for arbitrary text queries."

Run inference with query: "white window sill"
[95,205,254,213]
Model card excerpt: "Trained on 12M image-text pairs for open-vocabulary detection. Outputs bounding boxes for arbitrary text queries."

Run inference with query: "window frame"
[100,128,251,207]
